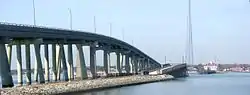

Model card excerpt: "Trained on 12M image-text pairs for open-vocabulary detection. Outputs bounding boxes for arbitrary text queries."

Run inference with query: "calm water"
[72,72,250,95]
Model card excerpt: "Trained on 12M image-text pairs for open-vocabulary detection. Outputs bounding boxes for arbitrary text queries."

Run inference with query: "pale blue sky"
[1,0,250,67]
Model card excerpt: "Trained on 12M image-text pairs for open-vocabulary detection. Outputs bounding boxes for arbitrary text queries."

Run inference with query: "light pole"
[68,8,72,30]
[187,0,194,65]
[131,40,134,46]
[122,28,125,41]
[93,16,97,33]
[109,23,112,37]
[32,0,36,25]
[165,56,167,64]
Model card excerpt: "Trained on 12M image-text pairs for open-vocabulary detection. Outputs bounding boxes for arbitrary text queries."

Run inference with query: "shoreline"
[1,75,174,95]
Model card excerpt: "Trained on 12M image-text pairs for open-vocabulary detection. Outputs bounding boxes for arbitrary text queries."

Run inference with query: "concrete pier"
[125,54,130,73]
[60,44,69,81]
[120,54,124,71]
[56,45,61,80]
[134,58,138,74]
[116,52,121,74]
[76,44,87,79]
[103,50,109,75]
[51,44,57,81]
[16,42,23,86]
[90,46,96,78]
[25,43,31,85]
[7,44,12,66]
[0,43,14,87]
[67,44,73,80]
[34,43,45,83]
[44,44,49,82]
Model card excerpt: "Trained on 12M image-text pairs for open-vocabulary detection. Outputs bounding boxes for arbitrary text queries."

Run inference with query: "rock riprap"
[0,75,173,95]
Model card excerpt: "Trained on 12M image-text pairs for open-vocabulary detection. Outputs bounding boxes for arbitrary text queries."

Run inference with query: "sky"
[1,0,250,69]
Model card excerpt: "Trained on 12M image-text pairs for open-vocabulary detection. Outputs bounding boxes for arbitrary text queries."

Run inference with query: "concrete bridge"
[0,22,185,88]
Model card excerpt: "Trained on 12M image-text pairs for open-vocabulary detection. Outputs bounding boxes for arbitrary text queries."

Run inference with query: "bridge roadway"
[0,22,162,88]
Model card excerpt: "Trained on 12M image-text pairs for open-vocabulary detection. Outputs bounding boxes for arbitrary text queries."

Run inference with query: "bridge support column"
[116,52,122,74]
[108,53,111,73]
[34,43,45,83]
[59,44,69,81]
[148,62,152,70]
[130,57,134,73]
[76,44,87,79]
[103,50,109,75]
[144,59,147,70]
[67,44,73,80]
[16,41,23,86]
[51,44,57,81]
[56,45,61,80]
[25,43,31,85]
[7,44,12,67]
[141,59,145,71]
[125,54,130,74]
[0,43,14,88]
[134,57,138,74]
[121,54,124,72]
[146,59,150,70]
[44,44,49,82]
[138,59,142,72]
[34,53,38,82]
[90,46,96,78]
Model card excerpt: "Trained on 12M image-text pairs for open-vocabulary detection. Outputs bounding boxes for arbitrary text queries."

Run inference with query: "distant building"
[230,67,243,72]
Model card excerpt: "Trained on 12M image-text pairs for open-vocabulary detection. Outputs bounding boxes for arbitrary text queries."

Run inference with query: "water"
[72,72,250,95]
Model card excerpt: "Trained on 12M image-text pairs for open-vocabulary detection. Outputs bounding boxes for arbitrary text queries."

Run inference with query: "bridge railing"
[0,22,78,32]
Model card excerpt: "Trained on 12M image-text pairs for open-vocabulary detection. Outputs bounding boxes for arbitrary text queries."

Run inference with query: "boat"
[198,61,218,74]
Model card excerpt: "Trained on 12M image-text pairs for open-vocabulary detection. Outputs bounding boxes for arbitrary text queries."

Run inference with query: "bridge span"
[0,22,162,87]
[0,22,186,88]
